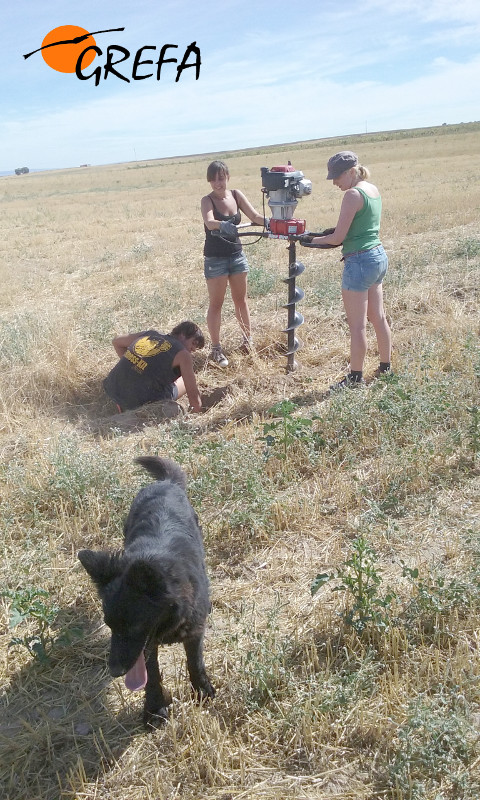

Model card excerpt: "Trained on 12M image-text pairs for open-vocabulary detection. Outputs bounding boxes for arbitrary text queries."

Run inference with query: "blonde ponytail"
[356,164,371,180]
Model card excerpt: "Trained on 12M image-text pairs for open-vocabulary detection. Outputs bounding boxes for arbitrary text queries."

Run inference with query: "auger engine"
[238,162,335,372]
[260,164,312,236]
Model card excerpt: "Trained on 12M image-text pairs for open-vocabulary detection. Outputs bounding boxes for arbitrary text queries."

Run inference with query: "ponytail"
[355,164,371,180]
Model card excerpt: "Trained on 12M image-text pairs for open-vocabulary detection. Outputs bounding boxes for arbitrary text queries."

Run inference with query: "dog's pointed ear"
[78,549,119,588]
[126,561,163,596]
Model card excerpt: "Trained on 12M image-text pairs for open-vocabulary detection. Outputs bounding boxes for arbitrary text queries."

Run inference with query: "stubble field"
[0,122,479,800]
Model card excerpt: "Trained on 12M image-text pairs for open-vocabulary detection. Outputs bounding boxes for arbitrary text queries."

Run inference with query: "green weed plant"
[238,596,294,710]
[260,399,322,463]
[388,692,479,799]
[2,587,60,663]
[313,537,480,641]
[312,535,396,636]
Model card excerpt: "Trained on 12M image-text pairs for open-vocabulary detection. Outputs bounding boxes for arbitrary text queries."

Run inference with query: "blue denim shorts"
[204,251,249,279]
[341,245,388,291]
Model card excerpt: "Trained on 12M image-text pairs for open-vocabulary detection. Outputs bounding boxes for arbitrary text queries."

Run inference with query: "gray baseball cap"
[326,151,358,180]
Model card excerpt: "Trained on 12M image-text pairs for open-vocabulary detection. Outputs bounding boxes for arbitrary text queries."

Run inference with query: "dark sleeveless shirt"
[103,331,184,411]
[203,189,243,257]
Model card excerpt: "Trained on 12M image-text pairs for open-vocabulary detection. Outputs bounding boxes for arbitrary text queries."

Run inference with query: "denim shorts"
[341,245,388,291]
[204,251,249,279]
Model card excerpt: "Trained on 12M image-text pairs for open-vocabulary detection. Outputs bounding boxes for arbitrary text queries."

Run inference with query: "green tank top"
[342,188,382,255]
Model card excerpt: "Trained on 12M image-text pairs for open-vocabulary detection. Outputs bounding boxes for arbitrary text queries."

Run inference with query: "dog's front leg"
[143,645,171,727]
[184,636,215,700]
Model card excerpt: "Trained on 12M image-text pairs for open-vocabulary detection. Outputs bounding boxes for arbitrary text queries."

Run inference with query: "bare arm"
[201,195,222,231]
[311,189,364,247]
[173,350,203,412]
[112,332,143,358]
[201,190,266,230]
[234,189,267,226]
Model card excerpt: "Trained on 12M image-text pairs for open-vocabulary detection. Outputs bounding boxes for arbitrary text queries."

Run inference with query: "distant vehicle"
[15,167,29,175]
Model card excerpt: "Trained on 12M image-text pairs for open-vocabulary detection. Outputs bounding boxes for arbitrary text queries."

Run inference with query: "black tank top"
[203,189,243,257]
[103,331,184,411]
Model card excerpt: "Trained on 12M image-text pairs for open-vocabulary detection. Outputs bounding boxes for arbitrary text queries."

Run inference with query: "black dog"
[78,456,215,725]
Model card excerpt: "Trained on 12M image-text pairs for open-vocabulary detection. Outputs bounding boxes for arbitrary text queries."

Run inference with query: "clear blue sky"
[1,0,479,172]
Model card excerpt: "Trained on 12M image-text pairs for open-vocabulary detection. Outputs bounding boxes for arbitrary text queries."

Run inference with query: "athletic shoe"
[239,336,254,354]
[210,345,228,367]
[329,374,365,392]
[372,366,394,379]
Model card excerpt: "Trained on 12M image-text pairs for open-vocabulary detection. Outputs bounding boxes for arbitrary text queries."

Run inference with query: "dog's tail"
[136,456,187,489]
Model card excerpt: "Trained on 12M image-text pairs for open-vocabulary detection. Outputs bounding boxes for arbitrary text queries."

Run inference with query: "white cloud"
[2,1,480,170]
[2,50,479,170]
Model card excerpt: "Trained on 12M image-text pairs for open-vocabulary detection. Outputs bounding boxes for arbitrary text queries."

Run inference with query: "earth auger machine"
[237,163,338,372]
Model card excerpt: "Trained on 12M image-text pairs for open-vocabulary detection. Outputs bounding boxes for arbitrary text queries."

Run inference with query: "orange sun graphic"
[41,25,97,73]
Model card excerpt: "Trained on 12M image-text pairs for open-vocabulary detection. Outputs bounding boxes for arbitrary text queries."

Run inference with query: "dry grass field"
[1,122,479,800]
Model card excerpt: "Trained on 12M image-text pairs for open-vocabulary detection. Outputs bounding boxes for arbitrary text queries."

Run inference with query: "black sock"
[379,362,391,373]
[349,370,363,383]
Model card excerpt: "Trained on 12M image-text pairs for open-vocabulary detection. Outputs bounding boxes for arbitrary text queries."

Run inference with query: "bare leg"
[342,288,368,372]
[173,376,186,399]
[206,276,228,346]
[367,283,391,363]
[229,272,251,339]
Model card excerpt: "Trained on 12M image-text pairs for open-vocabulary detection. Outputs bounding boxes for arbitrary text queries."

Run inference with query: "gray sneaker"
[240,336,254,354]
[210,345,228,367]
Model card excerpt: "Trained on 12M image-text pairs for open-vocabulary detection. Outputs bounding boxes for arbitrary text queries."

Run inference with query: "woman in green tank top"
[309,151,392,391]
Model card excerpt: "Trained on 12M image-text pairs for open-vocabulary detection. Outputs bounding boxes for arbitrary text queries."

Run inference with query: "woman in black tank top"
[201,160,266,367]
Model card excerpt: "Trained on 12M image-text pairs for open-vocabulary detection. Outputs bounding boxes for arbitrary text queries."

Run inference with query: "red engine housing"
[268,218,306,235]
[270,164,296,173]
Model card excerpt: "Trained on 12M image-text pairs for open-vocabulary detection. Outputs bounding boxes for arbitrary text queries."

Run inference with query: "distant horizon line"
[2,120,478,176]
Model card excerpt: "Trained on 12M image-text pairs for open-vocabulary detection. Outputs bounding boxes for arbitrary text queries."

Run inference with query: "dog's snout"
[109,654,127,677]
[109,632,145,678]
[109,663,127,678]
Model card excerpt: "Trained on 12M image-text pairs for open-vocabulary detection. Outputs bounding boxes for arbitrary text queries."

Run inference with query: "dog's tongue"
[124,652,147,692]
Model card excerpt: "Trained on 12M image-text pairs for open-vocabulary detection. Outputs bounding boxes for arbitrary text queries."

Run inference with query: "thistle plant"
[312,535,396,636]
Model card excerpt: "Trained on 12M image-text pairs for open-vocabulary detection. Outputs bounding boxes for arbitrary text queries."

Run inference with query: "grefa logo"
[23,25,201,86]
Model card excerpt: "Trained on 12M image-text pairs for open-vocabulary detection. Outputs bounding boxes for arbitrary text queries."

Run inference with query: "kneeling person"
[103,321,204,413]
